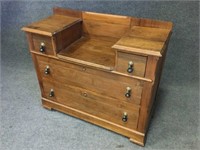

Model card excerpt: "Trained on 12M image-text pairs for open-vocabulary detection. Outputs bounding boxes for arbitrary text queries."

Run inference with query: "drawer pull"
[82,92,87,97]
[122,112,128,122]
[127,61,134,73]
[44,66,50,75]
[40,42,45,53]
[125,87,131,98]
[82,67,86,71]
[49,89,54,97]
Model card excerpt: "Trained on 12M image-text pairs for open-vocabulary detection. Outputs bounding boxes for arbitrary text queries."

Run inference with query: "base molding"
[43,104,53,110]
[41,98,146,146]
[129,137,145,147]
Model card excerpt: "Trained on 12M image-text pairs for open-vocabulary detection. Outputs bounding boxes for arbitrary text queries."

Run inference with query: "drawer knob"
[40,42,45,53]
[44,66,50,75]
[83,92,87,97]
[122,112,128,122]
[49,89,54,97]
[127,61,134,73]
[125,87,131,98]
[82,67,86,71]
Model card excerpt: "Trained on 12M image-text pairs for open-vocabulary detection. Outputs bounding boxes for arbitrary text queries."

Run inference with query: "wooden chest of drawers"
[22,7,173,146]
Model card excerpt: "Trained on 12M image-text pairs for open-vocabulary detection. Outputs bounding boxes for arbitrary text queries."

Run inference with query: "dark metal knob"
[125,87,131,98]
[49,89,54,97]
[122,112,128,122]
[44,66,50,75]
[40,42,45,53]
[127,61,134,73]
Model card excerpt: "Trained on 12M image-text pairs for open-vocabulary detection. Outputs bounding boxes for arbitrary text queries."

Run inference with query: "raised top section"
[22,15,81,36]
[112,26,171,56]
[22,7,173,57]
[53,7,173,30]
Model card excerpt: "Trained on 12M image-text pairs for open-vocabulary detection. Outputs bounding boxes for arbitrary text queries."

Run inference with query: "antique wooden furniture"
[22,7,173,146]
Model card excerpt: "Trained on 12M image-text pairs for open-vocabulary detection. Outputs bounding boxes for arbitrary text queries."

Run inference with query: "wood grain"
[137,56,161,133]
[129,26,171,42]
[55,21,82,53]
[42,79,140,129]
[82,12,131,38]
[113,26,171,57]
[57,35,118,68]
[53,7,82,18]
[131,17,173,29]
[22,15,81,36]
[83,12,131,25]
[42,98,145,146]
[36,55,144,106]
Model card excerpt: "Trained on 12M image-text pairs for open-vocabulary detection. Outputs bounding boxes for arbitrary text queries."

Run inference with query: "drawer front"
[42,79,140,130]
[36,55,144,105]
[116,52,147,77]
[32,34,54,55]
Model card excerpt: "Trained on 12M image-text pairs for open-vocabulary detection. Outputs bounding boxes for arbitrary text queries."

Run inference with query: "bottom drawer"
[42,79,140,130]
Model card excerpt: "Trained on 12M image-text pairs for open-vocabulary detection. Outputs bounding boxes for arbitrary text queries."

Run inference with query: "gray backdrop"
[1,1,199,150]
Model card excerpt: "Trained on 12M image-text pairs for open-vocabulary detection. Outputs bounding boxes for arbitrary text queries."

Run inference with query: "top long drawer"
[35,55,144,105]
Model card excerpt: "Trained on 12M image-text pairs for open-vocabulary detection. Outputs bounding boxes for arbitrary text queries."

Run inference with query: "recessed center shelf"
[57,35,119,70]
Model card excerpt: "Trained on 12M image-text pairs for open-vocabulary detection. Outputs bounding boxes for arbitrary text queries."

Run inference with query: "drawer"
[36,55,144,105]
[32,34,54,55]
[116,52,147,77]
[42,79,140,130]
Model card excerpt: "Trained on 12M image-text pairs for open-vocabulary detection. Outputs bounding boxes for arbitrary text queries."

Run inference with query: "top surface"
[113,26,171,56]
[22,15,81,36]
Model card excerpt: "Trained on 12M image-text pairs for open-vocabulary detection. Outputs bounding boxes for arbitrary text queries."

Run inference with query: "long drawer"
[42,78,140,130]
[36,55,144,105]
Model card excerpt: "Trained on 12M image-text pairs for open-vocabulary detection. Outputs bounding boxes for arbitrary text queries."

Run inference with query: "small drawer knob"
[127,61,134,73]
[125,87,131,98]
[49,89,54,97]
[44,66,50,75]
[40,42,45,53]
[82,67,86,71]
[82,92,87,97]
[122,112,128,122]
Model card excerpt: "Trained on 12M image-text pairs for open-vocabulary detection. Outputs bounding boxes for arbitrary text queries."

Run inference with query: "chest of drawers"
[22,7,173,146]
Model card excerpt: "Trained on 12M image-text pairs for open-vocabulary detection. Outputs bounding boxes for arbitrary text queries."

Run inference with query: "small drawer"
[32,34,54,55]
[116,52,147,77]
